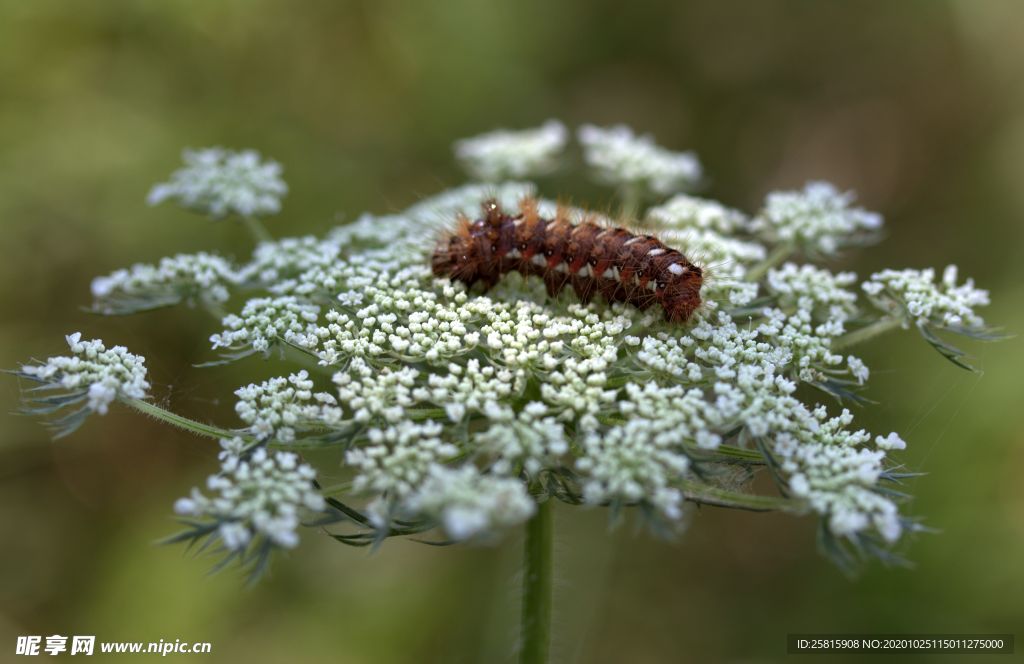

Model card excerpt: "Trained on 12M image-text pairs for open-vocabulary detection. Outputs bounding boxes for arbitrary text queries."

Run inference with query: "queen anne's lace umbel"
[454,120,568,182]
[15,122,1001,577]
[863,265,990,328]
[174,438,326,550]
[749,181,883,255]
[22,333,150,415]
[148,147,288,218]
[578,124,702,196]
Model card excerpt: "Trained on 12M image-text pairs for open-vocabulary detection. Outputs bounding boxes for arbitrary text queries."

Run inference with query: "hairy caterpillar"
[432,198,703,323]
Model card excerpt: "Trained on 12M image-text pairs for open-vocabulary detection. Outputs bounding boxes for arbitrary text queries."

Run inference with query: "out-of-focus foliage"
[1,1,1022,662]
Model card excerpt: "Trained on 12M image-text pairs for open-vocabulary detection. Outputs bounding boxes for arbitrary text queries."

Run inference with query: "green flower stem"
[832,316,904,351]
[119,396,239,440]
[122,396,316,451]
[620,184,643,221]
[317,481,354,498]
[282,343,331,372]
[744,241,796,283]
[696,444,766,463]
[677,479,807,513]
[240,215,274,244]
[521,499,554,664]
[406,408,448,421]
[202,301,229,322]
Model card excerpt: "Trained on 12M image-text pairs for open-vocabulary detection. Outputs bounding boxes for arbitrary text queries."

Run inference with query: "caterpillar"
[432,198,704,323]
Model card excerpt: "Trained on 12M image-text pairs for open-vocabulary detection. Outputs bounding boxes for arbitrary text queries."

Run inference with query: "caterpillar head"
[657,262,704,323]
[432,228,482,286]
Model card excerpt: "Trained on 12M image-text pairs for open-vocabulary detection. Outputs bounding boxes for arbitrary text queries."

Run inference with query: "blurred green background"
[1,1,1022,662]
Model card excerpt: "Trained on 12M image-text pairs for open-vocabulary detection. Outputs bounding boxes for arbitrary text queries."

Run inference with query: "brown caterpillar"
[432,198,703,323]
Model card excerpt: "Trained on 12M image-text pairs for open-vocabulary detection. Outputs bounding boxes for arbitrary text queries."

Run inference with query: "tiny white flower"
[789,473,810,497]
[875,432,907,451]
[86,382,117,415]
[218,522,253,550]
[443,506,490,540]
[942,264,958,289]
[847,356,869,385]
[173,498,198,516]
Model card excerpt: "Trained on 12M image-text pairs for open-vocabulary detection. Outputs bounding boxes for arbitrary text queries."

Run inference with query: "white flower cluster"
[237,235,344,286]
[174,437,326,549]
[578,124,702,196]
[680,336,898,536]
[749,181,883,255]
[612,307,892,527]
[419,358,520,423]
[311,284,479,367]
[234,370,342,443]
[406,465,536,540]
[647,194,748,235]
[93,180,450,316]
[577,389,694,519]
[333,360,421,424]
[346,420,459,496]
[862,265,990,328]
[211,296,320,354]
[90,252,236,311]
[22,333,150,414]
[776,421,906,543]
[755,308,845,381]
[476,402,568,475]
[148,147,288,218]
[767,263,859,318]
[454,120,568,182]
